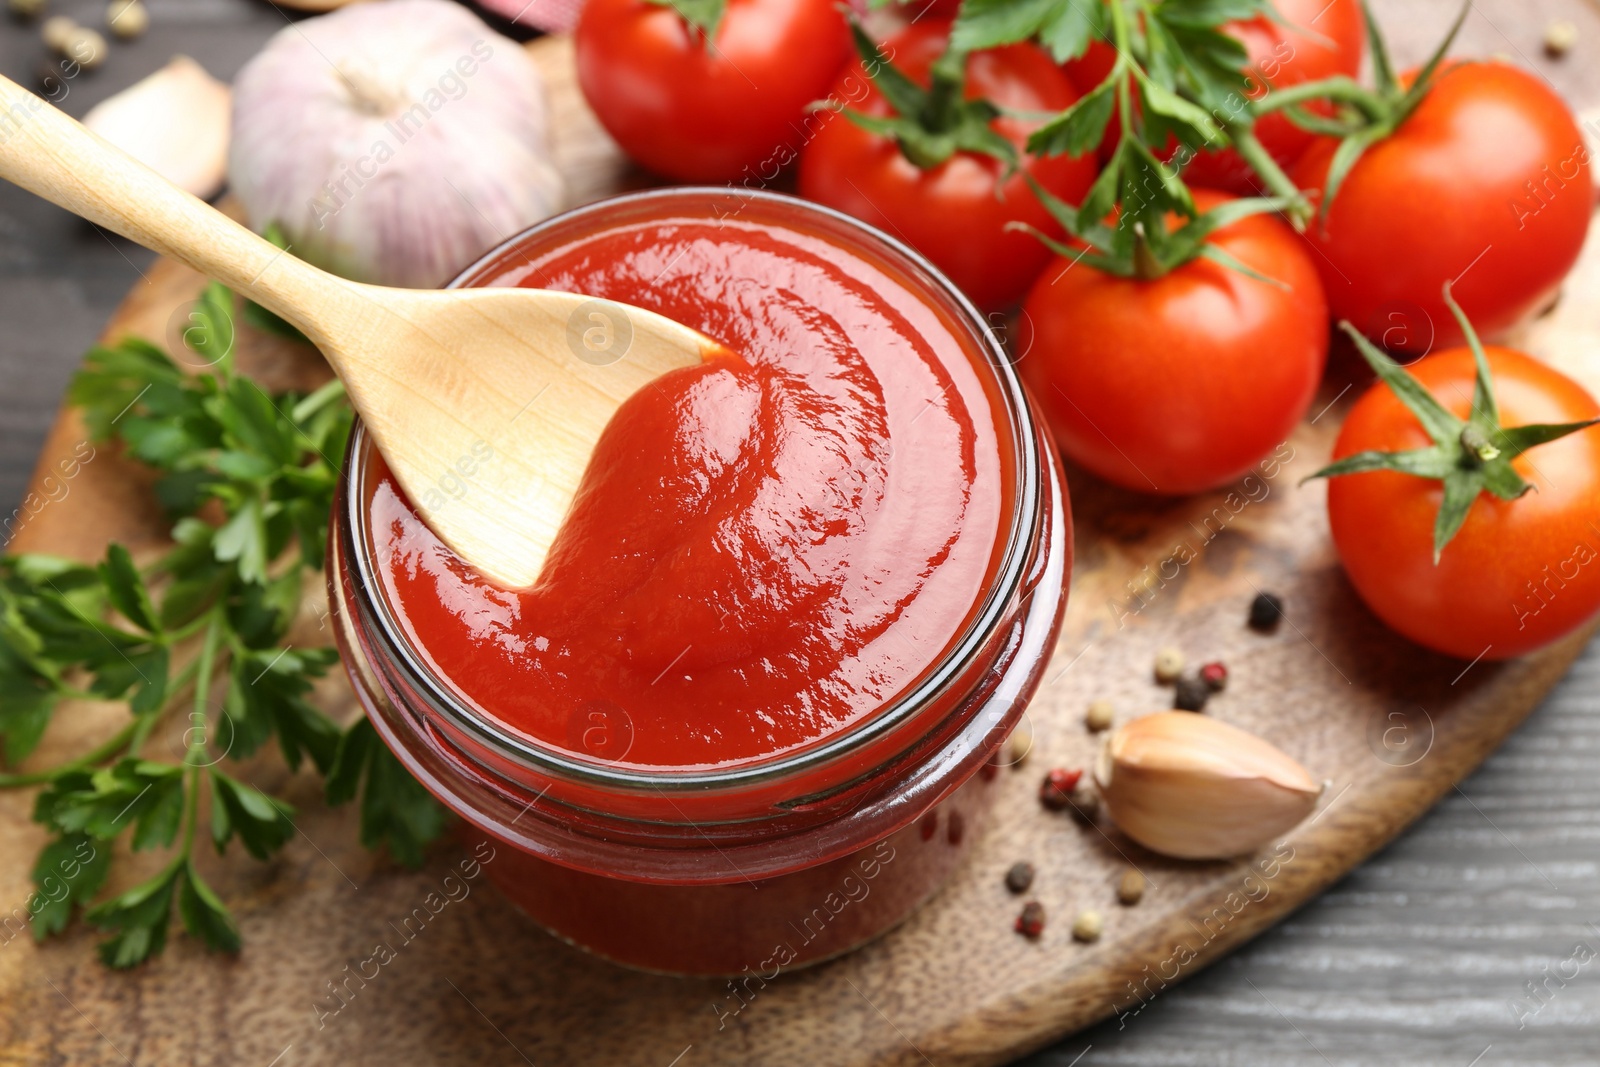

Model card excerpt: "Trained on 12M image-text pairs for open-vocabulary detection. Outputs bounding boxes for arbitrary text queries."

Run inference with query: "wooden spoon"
[0,76,722,588]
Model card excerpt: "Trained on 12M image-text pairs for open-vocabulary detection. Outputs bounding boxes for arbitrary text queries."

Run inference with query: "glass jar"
[327,188,1071,977]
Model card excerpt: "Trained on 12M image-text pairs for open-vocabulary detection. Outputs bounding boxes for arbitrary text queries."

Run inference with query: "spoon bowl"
[288,283,724,587]
[0,74,720,587]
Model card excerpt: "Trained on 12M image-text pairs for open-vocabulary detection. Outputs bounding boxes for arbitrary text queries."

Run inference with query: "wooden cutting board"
[4,25,1600,1067]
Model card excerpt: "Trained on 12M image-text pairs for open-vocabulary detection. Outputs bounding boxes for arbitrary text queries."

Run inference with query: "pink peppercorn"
[1040,768,1083,810]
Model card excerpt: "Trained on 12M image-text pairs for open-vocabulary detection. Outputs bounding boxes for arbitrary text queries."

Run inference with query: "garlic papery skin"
[1095,712,1322,860]
[228,0,563,289]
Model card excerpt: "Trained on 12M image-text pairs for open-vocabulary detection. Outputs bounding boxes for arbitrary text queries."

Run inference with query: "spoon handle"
[0,75,334,335]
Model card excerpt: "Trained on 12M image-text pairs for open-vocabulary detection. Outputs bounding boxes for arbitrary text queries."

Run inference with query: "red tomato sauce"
[364,216,1006,769]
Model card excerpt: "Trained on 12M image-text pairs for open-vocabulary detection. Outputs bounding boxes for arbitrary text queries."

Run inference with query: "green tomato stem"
[1252,75,1392,124]
[1131,229,1163,281]
[1460,424,1502,463]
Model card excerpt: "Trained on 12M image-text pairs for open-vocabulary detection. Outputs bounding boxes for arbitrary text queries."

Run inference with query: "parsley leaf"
[177,859,240,954]
[327,717,447,868]
[87,865,181,969]
[30,832,111,939]
[210,768,296,860]
[0,282,443,968]
[951,0,1103,62]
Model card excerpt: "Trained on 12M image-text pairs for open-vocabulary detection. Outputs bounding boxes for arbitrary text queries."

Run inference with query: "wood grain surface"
[1,9,1599,1067]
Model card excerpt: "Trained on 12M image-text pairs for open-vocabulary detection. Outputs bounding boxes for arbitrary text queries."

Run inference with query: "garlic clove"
[83,56,231,200]
[1094,711,1321,860]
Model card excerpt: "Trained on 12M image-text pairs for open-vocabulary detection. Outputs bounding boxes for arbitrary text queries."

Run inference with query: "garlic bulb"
[84,57,230,200]
[1095,712,1321,860]
[229,0,563,289]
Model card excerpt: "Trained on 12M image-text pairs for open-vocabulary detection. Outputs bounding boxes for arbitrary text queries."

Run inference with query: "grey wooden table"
[2,1,1598,1064]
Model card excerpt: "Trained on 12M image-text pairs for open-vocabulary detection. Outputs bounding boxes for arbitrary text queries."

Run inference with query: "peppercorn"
[1039,767,1082,811]
[946,810,965,846]
[1085,698,1114,732]
[1248,591,1284,632]
[1200,660,1228,691]
[1117,869,1146,906]
[918,810,938,841]
[1072,908,1104,943]
[1174,675,1211,711]
[1016,900,1046,939]
[8,0,45,21]
[105,0,146,39]
[63,25,106,68]
[1004,861,1035,894]
[1067,782,1100,822]
[1544,20,1577,57]
[40,13,74,49]
[1153,647,1185,684]
[1007,717,1033,768]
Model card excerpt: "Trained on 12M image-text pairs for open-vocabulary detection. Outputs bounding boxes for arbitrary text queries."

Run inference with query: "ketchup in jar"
[329,188,1070,975]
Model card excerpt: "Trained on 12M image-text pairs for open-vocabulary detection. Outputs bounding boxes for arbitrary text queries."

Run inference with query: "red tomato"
[1062,0,1364,180]
[1182,0,1365,191]
[575,0,850,183]
[1293,61,1593,355]
[1062,36,1115,95]
[797,21,1099,310]
[1017,191,1328,494]
[1327,347,1600,660]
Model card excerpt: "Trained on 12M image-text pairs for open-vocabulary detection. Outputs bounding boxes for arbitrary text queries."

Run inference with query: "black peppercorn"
[1248,591,1284,632]
[1004,861,1035,894]
[1174,675,1210,711]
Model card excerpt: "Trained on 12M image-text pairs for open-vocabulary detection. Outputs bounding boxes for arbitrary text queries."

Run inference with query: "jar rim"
[338,186,1044,795]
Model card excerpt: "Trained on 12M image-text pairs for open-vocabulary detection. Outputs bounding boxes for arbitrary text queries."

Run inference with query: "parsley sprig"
[0,283,446,968]
[949,0,1310,276]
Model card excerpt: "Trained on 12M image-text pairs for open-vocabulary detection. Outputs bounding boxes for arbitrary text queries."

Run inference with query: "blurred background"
[2,0,1599,1063]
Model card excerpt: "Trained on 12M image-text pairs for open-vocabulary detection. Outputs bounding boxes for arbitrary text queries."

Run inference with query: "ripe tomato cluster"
[578,1,1102,308]
[574,0,1600,661]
